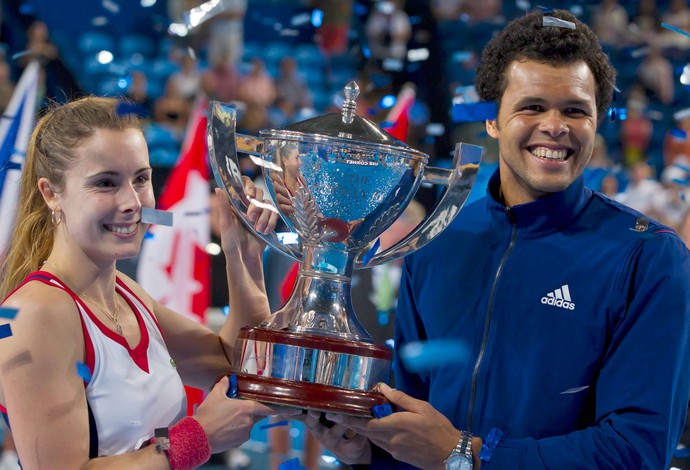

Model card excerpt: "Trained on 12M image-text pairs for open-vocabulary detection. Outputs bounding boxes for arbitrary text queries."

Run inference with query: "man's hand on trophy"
[325,383,463,470]
[301,410,372,465]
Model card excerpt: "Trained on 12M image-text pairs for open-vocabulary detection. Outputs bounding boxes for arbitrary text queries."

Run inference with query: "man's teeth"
[108,224,136,234]
[531,147,567,160]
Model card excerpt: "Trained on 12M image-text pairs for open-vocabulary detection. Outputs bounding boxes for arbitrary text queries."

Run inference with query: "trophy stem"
[266,266,372,342]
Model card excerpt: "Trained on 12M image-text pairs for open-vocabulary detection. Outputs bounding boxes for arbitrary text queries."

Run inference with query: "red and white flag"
[137,100,210,323]
[137,100,211,413]
[382,83,415,143]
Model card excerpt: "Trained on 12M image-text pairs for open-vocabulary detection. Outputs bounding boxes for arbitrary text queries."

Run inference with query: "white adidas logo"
[541,285,576,310]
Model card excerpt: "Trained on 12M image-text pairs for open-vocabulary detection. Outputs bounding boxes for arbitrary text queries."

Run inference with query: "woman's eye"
[136,174,150,184]
[95,180,116,188]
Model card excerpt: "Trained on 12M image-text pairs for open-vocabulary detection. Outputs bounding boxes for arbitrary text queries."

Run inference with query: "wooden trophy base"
[234,372,389,417]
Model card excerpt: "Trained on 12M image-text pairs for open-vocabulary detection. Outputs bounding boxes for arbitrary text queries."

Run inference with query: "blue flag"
[0,61,40,255]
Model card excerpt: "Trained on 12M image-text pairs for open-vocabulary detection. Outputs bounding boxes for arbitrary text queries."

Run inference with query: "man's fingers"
[376,383,427,413]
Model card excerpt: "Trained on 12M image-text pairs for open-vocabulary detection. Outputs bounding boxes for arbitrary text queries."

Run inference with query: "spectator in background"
[617,160,667,220]
[275,57,313,112]
[126,70,154,118]
[660,0,690,50]
[635,41,674,105]
[169,52,201,102]
[200,50,243,103]
[592,0,629,48]
[207,0,247,66]
[239,57,276,108]
[0,59,14,114]
[630,0,661,45]
[664,109,690,167]
[584,133,615,192]
[620,85,652,166]
[153,77,191,142]
[309,0,353,57]
[365,0,411,76]
[18,20,81,106]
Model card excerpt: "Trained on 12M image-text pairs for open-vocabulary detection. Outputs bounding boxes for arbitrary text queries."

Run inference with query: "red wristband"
[156,417,211,470]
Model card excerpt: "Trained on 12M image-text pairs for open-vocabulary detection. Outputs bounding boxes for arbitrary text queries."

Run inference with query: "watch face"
[446,455,472,470]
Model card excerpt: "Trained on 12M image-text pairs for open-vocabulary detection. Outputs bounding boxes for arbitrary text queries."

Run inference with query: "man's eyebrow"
[513,96,593,108]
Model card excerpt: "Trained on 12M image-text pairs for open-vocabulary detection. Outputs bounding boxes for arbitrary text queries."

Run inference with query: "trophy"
[208,82,481,416]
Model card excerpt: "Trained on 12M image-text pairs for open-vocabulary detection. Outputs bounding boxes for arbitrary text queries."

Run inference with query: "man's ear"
[37,178,58,210]
[486,119,499,139]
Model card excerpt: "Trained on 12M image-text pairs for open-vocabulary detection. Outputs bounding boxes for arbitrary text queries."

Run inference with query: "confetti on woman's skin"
[560,385,590,394]
[76,362,92,383]
[400,339,470,373]
[259,420,289,430]
[662,23,690,40]
[0,324,12,339]
[543,16,576,30]
[0,308,18,320]
[141,207,173,226]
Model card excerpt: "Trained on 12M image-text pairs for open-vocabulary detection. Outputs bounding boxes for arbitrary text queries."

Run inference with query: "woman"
[0,96,289,469]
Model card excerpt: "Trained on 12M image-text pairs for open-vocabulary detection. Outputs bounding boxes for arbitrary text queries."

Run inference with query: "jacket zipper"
[467,207,517,432]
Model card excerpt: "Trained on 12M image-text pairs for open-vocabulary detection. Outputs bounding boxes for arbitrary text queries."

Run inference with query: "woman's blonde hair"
[0,97,142,299]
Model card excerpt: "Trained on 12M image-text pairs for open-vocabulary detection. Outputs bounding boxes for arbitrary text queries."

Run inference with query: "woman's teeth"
[106,224,136,234]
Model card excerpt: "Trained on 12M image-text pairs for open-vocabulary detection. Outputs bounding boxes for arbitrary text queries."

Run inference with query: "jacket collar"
[486,168,591,237]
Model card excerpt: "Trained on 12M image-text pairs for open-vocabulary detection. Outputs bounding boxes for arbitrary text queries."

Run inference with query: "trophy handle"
[354,142,482,268]
[207,101,302,261]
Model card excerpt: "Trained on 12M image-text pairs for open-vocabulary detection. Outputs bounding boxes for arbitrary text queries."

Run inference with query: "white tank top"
[26,272,187,456]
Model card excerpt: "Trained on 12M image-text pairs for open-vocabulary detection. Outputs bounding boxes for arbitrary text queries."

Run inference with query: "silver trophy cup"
[208,82,481,416]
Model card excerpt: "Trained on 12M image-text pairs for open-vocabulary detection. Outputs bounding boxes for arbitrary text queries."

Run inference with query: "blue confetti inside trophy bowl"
[208,81,482,416]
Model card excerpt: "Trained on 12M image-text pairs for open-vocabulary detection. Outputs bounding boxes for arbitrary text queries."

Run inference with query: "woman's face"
[52,128,154,263]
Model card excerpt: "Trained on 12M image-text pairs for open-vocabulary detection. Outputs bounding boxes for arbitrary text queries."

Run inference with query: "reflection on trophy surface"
[208,81,482,416]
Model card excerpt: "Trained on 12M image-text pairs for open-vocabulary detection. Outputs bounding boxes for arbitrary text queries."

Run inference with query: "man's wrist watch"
[444,431,473,470]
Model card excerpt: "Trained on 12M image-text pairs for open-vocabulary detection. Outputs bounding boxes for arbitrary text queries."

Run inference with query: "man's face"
[486,60,598,206]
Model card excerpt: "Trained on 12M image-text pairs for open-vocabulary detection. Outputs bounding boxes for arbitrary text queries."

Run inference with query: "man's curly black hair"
[475,9,616,125]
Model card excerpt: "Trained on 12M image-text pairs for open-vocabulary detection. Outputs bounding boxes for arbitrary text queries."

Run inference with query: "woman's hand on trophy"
[302,410,372,465]
[323,383,463,469]
[270,172,296,214]
[194,377,302,453]
[243,176,279,235]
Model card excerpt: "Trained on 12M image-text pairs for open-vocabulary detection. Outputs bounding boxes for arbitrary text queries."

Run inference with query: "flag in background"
[0,61,40,257]
[137,100,211,325]
[136,101,211,414]
[382,83,416,143]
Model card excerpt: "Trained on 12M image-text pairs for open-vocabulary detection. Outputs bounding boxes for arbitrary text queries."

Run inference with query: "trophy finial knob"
[342,81,360,125]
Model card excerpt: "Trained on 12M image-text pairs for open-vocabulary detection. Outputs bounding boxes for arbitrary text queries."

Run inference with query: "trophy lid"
[260,81,428,162]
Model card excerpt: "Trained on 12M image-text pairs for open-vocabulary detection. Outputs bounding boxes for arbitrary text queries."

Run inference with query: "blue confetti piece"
[675,163,690,173]
[362,238,381,266]
[452,102,497,122]
[670,128,688,140]
[259,420,289,430]
[537,5,553,14]
[372,403,393,418]
[377,310,390,326]
[277,457,303,470]
[672,177,690,186]
[227,373,239,398]
[479,427,503,462]
[143,231,154,239]
[76,362,92,383]
[662,22,690,40]
[0,324,12,339]
[0,307,18,320]
[400,339,471,373]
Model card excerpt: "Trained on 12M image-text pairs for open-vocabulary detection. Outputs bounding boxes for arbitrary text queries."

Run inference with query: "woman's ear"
[37,178,58,210]
[486,119,499,139]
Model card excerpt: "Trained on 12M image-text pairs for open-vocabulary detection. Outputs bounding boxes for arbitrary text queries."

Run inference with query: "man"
[304,9,690,469]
